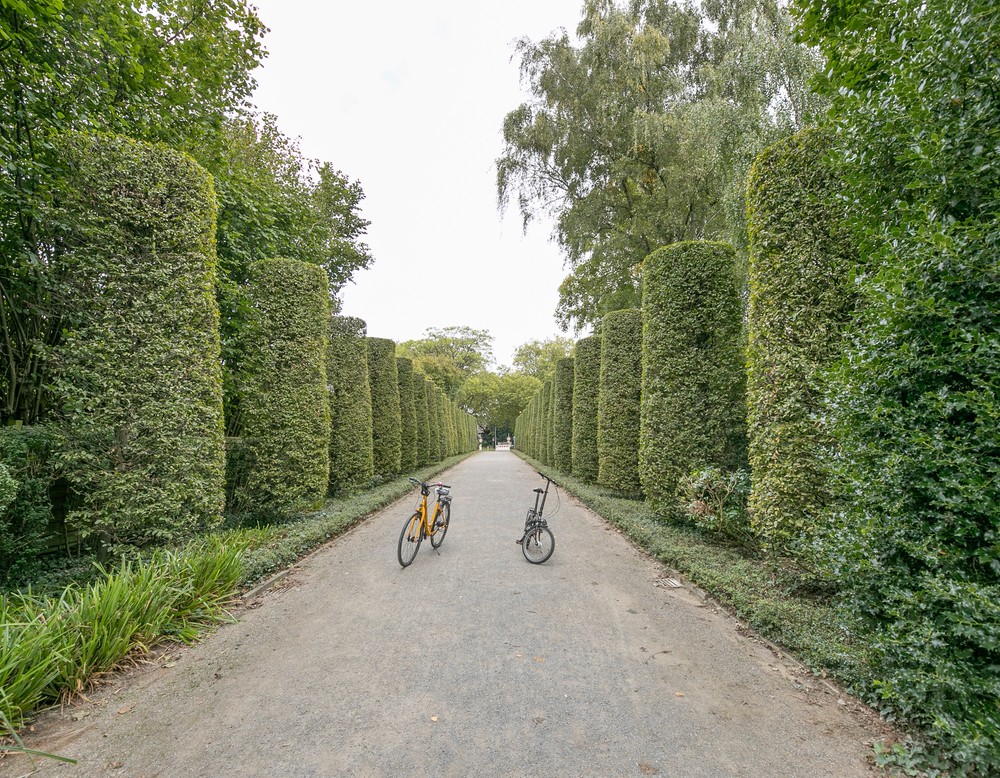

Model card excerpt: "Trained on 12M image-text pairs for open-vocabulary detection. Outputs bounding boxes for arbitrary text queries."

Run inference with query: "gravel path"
[3,452,882,777]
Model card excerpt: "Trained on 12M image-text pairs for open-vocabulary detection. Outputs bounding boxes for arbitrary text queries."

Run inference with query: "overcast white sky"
[249,1,586,369]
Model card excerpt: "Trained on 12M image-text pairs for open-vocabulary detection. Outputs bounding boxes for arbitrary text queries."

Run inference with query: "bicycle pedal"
[515,538,523,545]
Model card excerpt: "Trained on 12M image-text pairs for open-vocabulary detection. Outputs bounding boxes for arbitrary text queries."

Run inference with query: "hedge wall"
[597,309,643,495]
[571,336,600,482]
[396,357,417,471]
[50,133,226,549]
[413,373,431,466]
[327,316,374,494]
[433,386,448,463]
[745,129,856,548]
[553,357,575,473]
[237,258,331,515]
[640,241,747,507]
[367,338,402,479]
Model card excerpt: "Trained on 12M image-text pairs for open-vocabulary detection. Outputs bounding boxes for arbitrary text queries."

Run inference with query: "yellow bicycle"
[397,477,452,567]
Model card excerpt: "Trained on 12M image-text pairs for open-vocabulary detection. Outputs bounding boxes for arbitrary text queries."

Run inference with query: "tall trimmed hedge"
[433,386,448,463]
[237,258,331,515]
[396,357,417,471]
[745,129,856,548]
[640,241,746,507]
[0,425,58,585]
[367,337,402,479]
[553,357,575,473]
[50,133,226,549]
[327,316,373,494]
[597,309,642,495]
[571,336,600,482]
[413,373,431,466]
[540,380,553,466]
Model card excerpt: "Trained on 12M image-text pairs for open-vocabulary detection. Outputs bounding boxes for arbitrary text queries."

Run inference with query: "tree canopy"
[511,337,574,381]
[397,326,495,398]
[497,0,823,330]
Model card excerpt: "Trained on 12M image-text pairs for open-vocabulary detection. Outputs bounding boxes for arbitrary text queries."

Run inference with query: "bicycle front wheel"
[430,502,450,549]
[398,512,423,568]
[522,524,554,564]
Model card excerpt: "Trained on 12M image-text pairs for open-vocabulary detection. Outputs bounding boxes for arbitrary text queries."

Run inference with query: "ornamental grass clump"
[0,538,243,728]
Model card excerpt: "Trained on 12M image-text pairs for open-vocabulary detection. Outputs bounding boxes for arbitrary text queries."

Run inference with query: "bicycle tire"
[397,512,423,568]
[430,502,450,549]
[522,524,554,564]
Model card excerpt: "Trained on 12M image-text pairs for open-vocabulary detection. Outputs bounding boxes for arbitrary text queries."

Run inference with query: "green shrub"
[597,309,642,494]
[236,258,331,516]
[367,338,402,479]
[396,358,417,471]
[412,373,431,466]
[571,336,600,482]
[553,357,574,473]
[745,129,856,551]
[431,386,447,463]
[48,133,226,551]
[677,467,752,545]
[0,425,59,586]
[327,316,374,494]
[639,242,746,507]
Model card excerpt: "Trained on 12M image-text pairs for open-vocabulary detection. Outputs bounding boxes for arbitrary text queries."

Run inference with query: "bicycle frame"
[409,478,450,537]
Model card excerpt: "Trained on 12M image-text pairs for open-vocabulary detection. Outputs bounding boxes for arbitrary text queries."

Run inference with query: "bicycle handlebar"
[537,471,559,487]
[408,477,451,489]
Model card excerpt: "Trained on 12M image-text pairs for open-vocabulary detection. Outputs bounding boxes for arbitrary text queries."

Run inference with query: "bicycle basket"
[436,486,450,497]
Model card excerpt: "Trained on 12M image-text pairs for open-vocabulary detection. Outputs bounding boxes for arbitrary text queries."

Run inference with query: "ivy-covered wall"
[238,258,331,515]
[367,337,402,479]
[50,133,226,549]
[571,336,600,482]
[597,309,642,494]
[640,241,746,507]
[745,129,856,548]
[327,316,373,494]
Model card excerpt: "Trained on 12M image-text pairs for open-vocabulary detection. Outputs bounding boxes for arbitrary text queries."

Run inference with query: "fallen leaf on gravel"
[116,703,136,715]
[431,716,439,722]
[674,692,685,697]
[534,656,545,663]
[639,763,658,775]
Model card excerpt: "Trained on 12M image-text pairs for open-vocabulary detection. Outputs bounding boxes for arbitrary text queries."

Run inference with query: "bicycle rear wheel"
[521,524,554,564]
[398,512,423,568]
[430,502,450,549]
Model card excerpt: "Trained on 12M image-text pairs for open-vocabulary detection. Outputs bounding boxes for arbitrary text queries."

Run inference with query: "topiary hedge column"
[396,357,417,471]
[327,316,374,494]
[640,241,747,507]
[238,258,331,515]
[745,129,856,548]
[553,357,575,473]
[367,337,402,479]
[51,133,226,549]
[597,309,643,495]
[413,373,431,466]
[571,336,600,482]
